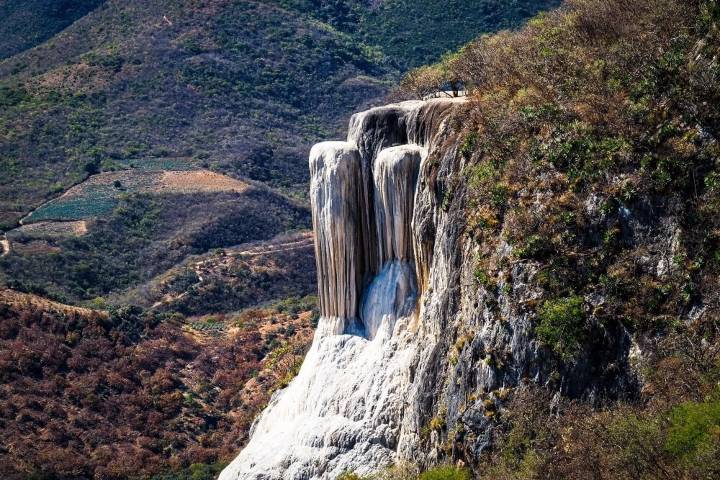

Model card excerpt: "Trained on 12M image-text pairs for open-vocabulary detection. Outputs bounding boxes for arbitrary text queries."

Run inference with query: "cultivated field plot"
[9,220,88,239]
[111,157,197,171]
[23,170,249,223]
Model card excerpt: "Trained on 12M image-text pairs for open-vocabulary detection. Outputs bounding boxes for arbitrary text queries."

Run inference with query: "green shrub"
[536,295,586,360]
[150,461,227,480]
[514,234,552,260]
[474,267,497,290]
[337,473,366,480]
[419,465,472,480]
[490,183,510,208]
[460,132,479,159]
[666,396,720,459]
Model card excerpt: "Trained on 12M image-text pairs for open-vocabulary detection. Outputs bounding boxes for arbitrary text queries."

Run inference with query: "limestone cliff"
[219,95,638,479]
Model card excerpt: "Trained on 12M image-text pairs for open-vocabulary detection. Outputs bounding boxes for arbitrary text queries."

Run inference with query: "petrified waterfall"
[220,97,464,480]
[308,142,367,334]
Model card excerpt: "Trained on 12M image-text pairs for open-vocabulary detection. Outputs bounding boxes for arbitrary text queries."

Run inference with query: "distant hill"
[0,0,106,60]
[0,0,559,230]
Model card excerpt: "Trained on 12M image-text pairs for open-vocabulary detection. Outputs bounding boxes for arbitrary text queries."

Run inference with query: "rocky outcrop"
[219,98,464,480]
[220,94,637,479]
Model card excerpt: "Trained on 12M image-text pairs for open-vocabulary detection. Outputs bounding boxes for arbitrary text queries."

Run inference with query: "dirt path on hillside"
[148,232,315,310]
[230,232,314,257]
[0,236,9,257]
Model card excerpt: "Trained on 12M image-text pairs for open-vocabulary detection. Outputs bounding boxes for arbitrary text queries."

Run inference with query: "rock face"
[219,98,464,480]
[308,141,366,332]
[220,94,637,479]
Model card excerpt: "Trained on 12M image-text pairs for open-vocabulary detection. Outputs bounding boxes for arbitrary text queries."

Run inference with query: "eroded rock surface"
[220,93,639,479]
[220,99,463,480]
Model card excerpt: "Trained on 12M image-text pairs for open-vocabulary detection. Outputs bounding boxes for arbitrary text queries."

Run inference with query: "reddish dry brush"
[0,289,314,479]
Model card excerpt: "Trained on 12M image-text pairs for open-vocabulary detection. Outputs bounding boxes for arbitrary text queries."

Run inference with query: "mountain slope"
[0,0,390,230]
[0,288,317,480]
[360,0,558,68]
[0,0,106,60]
[0,0,559,230]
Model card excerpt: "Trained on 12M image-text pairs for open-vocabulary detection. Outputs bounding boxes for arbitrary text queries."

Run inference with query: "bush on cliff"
[338,464,471,480]
[438,0,720,352]
[536,295,586,360]
[419,465,472,480]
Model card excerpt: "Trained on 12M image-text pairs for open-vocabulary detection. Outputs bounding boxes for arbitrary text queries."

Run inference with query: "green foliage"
[273,295,318,315]
[542,129,630,188]
[0,0,105,60]
[26,191,118,222]
[490,183,510,208]
[0,83,28,107]
[419,465,471,480]
[536,296,586,360]
[460,132,479,159]
[514,235,552,261]
[2,190,311,303]
[666,395,720,459]
[337,472,365,480]
[359,0,560,68]
[474,267,497,290]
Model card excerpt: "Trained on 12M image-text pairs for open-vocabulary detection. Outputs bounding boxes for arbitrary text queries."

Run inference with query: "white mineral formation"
[220,98,464,480]
[373,145,424,266]
[308,141,366,333]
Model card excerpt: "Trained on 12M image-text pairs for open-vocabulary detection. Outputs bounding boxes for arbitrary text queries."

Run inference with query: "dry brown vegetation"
[0,289,315,479]
[480,322,720,480]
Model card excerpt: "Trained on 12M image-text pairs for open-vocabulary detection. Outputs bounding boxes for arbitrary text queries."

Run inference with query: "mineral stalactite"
[308,141,366,333]
[373,145,424,266]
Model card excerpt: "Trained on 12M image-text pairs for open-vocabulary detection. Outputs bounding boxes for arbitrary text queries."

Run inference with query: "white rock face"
[309,141,366,328]
[219,313,418,480]
[373,145,424,266]
[219,98,464,480]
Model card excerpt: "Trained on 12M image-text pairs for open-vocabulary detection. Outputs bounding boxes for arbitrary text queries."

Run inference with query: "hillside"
[1,182,311,304]
[0,0,105,60]
[0,0,559,230]
[0,288,317,480]
[0,0,386,230]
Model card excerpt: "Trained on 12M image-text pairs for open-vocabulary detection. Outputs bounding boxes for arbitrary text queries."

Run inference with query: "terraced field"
[23,169,248,223]
[12,220,88,237]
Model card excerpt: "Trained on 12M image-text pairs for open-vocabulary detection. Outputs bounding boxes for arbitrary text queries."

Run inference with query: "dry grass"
[159,170,248,193]
[0,287,101,317]
[13,220,88,237]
